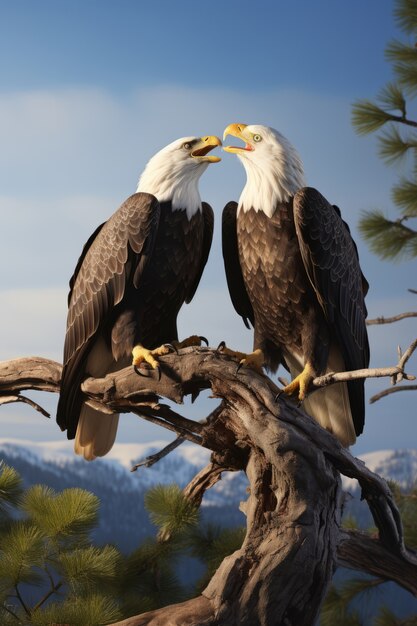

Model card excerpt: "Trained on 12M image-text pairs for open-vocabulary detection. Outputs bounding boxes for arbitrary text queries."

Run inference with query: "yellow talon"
[132,335,207,370]
[282,363,315,401]
[132,344,171,369]
[218,344,265,374]
[238,348,265,374]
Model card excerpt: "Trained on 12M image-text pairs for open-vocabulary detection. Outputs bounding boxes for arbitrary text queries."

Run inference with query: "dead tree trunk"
[0,348,416,626]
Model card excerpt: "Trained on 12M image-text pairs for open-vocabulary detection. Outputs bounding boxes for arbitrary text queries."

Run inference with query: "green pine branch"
[352,101,400,135]
[120,564,186,617]
[395,64,417,96]
[378,127,417,165]
[57,545,121,594]
[339,576,385,606]
[394,0,417,34]
[392,178,417,214]
[22,485,99,543]
[144,484,199,539]
[352,0,417,261]
[320,585,363,626]
[378,83,407,115]
[0,463,23,519]
[0,522,45,589]
[29,594,122,626]
[386,40,417,65]
[359,210,417,260]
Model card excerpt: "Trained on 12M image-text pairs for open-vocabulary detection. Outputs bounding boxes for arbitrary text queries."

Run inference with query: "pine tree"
[0,463,246,624]
[119,483,245,615]
[352,0,417,261]
[0,462,122,625]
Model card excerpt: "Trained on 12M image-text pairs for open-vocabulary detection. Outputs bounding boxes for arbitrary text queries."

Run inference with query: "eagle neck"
[237,146,305,218]
[137,164,206,220]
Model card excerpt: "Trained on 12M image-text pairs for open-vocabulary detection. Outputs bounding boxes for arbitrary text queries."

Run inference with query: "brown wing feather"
[293,187,369,434]
[64,193,159,363]
[68,222,105,306]
[222,201,254,328]
[57,192,160,434]
[185,202,214,304]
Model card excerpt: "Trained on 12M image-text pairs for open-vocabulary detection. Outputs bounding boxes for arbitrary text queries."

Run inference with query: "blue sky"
[0,1,395,94]
[0,0,416,456]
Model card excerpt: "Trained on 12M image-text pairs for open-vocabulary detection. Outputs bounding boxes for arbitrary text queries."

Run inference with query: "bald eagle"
[56,135,221,460]
[222,123,369,446]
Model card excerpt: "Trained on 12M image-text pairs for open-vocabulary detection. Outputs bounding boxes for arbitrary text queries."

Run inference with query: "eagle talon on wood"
[222,123,370,447]
[132,343,173,370]
[281,362,315,402]
[237,348,265,375]
[57,134,221,460]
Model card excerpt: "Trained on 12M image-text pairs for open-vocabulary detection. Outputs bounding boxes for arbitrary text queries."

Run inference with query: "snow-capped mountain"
[342,448,417,492]
[0,437,247,505]
[0,439,415,552]
[0,438,248,552]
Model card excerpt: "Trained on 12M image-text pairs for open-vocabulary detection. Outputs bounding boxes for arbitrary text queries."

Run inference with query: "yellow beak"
[191,135,222,162]
[222,123,250,153]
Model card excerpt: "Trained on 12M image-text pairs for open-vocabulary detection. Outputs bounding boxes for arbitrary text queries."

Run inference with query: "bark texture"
[1,348,416,626]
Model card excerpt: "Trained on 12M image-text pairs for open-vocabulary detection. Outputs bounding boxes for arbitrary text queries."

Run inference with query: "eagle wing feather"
[57,192,160,434]
[185,202,214,304]
[222,201,254,328]
[293,186,370,434]
[64,193,159,363]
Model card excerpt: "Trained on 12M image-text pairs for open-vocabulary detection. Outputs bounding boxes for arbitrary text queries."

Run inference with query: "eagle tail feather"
[286,346,356,447]
[303,381,356,447]
[75,404,120,461]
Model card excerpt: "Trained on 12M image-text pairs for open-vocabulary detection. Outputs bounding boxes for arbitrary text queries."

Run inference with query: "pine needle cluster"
[0,461,122,624]
[0,461,246,625]
[352,0,417,261]
[121,483,245,613]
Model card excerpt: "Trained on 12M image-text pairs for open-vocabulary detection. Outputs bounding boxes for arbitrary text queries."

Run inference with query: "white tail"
[286,345,356,447]
[74,336,125,461]
[75,405,120,461]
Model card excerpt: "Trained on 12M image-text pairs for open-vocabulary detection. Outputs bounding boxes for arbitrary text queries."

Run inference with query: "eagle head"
[223,123,305,217]
[137,135,221,218]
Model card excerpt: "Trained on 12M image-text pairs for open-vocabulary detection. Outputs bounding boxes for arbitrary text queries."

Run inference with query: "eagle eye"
[253,134,262,143]
[182,142,192,150]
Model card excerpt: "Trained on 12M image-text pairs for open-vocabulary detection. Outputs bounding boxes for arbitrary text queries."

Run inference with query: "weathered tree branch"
[366,311,417,325]
[1,350,416,626]
[370,383,417,403]
[311,337,417,390]
[337,529,417,596]
[130,436,186,472]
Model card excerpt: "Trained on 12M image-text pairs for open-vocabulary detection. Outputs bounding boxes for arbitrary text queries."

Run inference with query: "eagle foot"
[281,363,315,402]
[216,343,264,374]
[132,343,175,378]
[237,349,265,374]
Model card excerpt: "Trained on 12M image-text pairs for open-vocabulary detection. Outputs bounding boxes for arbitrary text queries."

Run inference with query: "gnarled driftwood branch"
[0,349,416,626]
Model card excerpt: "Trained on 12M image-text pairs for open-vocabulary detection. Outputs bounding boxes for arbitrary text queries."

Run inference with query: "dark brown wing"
[222,201,254,328]
[57,192,160,434]
[67,222,105,306]
[185,202,214,303]
[293,187,369,434]
[332,204,369,301]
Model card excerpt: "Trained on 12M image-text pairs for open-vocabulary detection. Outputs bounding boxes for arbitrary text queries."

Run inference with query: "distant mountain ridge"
[0,439,416,553]
[343,448,417,491]
[1,439,416,616]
